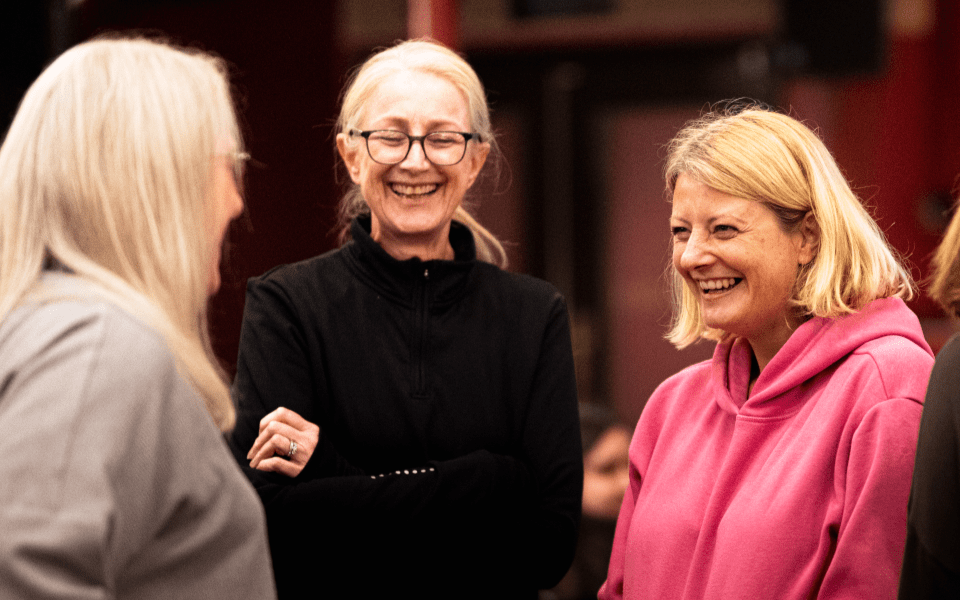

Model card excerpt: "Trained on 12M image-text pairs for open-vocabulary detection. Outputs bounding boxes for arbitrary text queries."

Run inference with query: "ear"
[463,141,490,189]
[796,211,820,266]
[336,133,363,184]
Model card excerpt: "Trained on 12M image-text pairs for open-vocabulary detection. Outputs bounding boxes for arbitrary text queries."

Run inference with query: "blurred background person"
[229,39,582,599]
[0,37,275,599]
[545,403,630,600]
[601,104,933,600]
[899,193,960,598]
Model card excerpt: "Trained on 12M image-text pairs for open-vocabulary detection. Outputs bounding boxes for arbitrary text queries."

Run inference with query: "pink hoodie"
[601,297,933,600]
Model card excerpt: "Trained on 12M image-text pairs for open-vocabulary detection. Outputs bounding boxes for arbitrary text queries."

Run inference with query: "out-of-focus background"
[1,0,954,432]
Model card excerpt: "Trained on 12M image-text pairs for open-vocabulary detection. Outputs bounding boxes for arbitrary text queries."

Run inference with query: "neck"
[748,336,787,377]
[747,352,761,396]
[372,228,455,262]
[747,318,804,378]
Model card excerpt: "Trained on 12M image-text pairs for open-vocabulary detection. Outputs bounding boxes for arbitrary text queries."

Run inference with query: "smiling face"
[670,173,817,367]
[336,70,489,260]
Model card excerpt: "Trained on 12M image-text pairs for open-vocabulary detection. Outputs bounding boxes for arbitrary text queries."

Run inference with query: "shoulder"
[1,278,173,382]
[849,335,934,404]
[242,248,354,318]
[825,335,929,452]
[6,276,224,452]
[626,358,713,468]
[463,266,574,346]
[854,332,933,364]
[639,358,713,424]
[652,359,713,399]
[251,247,348,292]
[931,333,960,377]
[470,263,566,312]
[0,277,198,504]
[919,334,960,420]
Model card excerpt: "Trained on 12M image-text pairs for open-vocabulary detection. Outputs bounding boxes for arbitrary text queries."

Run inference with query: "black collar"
[342,216,478,307]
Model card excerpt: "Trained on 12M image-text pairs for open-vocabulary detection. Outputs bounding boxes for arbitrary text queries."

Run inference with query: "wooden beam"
[407,0,458,48]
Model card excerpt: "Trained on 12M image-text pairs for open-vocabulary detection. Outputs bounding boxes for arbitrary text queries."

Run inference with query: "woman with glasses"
[0,38,275,598]
[229,38,582,599]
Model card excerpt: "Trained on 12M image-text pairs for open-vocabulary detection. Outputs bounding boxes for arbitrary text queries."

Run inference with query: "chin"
[207,272,221,297]
[394,216,451,236]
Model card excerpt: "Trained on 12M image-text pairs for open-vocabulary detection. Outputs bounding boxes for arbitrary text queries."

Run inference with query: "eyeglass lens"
[365,131,468,166]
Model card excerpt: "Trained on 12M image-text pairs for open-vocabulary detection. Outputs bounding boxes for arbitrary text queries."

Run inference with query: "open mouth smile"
[698,278,742,294]
[391,183,439,198]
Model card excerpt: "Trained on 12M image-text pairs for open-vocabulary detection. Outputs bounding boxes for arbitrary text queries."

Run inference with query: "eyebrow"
[669,213,749,226]
[368,116,467,131]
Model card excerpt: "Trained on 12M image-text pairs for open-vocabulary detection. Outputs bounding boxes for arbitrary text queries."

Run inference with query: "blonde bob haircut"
[0,37,243,430]
[335,38,507,267]
[664,104,914,349]
[928,198,960,319]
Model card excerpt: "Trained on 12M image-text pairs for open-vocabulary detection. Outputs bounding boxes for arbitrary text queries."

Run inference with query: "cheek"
[671,244,684,271]
[359,163,389,189]
[759,259,799,303]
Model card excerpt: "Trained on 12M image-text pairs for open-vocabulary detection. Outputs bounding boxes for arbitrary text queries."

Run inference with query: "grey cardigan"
[0,273,276,599]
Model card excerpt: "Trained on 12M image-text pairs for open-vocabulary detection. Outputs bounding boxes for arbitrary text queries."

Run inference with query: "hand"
[247,406,320,477]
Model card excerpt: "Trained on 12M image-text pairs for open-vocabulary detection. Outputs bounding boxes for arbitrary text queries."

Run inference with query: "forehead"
[670,174,767,221]
[362,70,470,129]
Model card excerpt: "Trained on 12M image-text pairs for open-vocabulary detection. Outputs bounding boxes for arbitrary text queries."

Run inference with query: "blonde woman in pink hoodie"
[601,104,931,600]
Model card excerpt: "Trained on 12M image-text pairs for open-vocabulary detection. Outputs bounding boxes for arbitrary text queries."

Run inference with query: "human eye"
[670,226,690,241]
[370,131,408,146]
[712,224,738,239]
[426,132,463,147]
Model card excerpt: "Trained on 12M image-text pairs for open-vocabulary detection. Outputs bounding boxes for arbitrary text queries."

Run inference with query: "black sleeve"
[899,334,960,599]
[511,293,583,589]
[228,273,547,596]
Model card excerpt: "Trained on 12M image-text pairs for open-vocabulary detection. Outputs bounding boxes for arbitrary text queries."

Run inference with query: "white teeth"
[698,278,739,291]
[391,184,438,196]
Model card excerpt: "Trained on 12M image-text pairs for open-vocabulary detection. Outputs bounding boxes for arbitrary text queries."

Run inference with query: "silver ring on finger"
[286,439,298,459]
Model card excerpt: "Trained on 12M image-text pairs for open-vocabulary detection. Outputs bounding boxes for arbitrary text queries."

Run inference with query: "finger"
[253,455,303,478]
[254,424,317,469]
[247,420,301,459]
[249,433,295,469]
[258,406,312,434]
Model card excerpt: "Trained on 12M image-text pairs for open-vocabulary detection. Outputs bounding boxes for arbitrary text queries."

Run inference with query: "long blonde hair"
[664,104,914,348]
[0,37,242,429]
[335,38,507,267]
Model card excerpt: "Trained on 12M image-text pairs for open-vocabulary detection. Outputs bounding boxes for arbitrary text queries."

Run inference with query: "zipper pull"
[424,268,429,279]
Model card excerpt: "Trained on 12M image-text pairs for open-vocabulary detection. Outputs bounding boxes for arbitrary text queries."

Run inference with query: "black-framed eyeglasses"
[349,129,481,166]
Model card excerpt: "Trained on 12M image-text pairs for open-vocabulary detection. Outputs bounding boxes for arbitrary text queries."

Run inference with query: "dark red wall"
[827,0,960,328]
[78,0,344,375]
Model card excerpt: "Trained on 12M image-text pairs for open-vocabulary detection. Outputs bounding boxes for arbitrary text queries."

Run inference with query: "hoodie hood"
[712,297,933,416]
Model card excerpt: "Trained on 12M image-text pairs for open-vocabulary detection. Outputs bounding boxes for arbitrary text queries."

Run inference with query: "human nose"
[230,183,244,219]
[677,230,713,270]
[226,167,244,219]
[400,136,430,168]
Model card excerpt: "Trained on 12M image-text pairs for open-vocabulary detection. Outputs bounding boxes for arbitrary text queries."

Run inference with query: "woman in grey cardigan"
[0,37,276,599]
